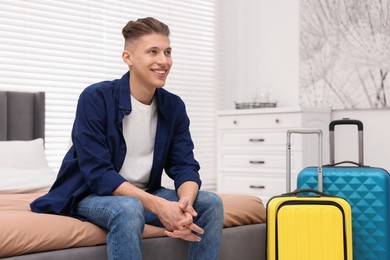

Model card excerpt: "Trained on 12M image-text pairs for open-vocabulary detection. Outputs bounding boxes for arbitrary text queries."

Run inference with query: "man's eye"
[165,50,171,56]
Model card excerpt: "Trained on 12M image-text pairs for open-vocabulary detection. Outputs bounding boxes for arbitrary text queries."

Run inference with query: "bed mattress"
[0,192,266,258]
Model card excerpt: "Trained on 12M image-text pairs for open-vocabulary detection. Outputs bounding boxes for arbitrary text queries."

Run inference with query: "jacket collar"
[116,72,131,125]
[154,88,169,121]
[118,72,132,113]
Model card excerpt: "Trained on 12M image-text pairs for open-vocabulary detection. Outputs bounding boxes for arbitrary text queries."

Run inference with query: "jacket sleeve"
[72,90,126,195]
[164,100,202,190]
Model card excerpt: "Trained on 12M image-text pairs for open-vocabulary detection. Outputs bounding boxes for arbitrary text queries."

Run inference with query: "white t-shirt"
[119,95,157,190]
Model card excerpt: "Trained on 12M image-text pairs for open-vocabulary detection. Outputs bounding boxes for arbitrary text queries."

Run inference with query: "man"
[31,17,223,260]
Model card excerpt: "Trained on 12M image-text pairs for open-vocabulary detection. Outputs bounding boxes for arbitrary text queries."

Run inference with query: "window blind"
[0,0,222,190]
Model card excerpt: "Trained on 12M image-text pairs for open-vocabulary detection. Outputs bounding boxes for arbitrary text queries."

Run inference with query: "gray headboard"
[0,91,45,141]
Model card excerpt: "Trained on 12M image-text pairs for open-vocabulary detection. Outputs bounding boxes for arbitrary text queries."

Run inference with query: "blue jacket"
[30,72,201,216]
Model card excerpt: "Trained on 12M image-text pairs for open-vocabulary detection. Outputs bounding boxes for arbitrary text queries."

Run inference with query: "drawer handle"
[249,185,265,189]
[249,138,265,142]
[249,160,265,164]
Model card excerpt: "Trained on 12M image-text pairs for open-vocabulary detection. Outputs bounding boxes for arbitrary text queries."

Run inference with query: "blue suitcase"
[297,119,390,260]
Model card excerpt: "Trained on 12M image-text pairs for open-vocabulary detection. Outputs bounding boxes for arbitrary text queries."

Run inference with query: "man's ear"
[122,50,133,66]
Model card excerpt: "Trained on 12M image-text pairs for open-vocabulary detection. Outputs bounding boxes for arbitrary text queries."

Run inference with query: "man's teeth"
[155,70,165,74]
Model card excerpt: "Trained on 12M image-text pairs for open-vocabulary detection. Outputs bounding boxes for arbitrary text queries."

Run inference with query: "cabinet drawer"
[220,153,298,171]
[218,113,302,129]
[220,131,299,147]
[219,176,287,197]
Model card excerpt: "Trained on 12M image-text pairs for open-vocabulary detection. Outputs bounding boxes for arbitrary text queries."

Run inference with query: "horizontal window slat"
[0,0,222,191]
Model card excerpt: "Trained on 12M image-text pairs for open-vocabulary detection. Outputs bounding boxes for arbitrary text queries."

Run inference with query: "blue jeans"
[76,188,224,260]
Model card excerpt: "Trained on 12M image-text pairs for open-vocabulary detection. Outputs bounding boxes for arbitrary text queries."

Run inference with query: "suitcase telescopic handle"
[287,129,323,192]
[329,118,364,165]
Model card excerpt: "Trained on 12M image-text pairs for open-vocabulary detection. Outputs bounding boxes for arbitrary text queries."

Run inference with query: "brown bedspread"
[0,192,265,258]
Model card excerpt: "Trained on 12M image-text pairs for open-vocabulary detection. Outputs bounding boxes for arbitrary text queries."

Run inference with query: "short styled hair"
[122,17,170,46]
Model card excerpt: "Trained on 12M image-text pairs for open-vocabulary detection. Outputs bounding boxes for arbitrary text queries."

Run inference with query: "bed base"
[2,224,266,260]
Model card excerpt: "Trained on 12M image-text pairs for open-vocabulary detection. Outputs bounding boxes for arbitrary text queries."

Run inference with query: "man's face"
[125,33,172,89]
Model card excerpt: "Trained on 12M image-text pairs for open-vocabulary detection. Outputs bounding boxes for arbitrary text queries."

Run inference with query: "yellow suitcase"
[266,129,353,260]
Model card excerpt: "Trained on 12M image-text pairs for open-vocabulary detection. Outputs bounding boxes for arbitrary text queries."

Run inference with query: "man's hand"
[157,197,204,242]
[164,211,204,242]
[156,200,188,231]
[161,182,204,242]
[179,197,198,218]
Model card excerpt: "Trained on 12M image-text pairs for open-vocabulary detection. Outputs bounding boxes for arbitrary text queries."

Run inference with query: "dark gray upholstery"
[0,91,45,141]
[2,224,266,260]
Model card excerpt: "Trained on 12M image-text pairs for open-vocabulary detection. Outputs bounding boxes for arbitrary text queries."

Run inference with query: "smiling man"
[31,17,224,260]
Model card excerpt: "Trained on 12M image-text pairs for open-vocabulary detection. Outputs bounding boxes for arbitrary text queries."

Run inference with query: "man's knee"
[105,196,145,244]
[108,196,145,226]
[196,191,224,215]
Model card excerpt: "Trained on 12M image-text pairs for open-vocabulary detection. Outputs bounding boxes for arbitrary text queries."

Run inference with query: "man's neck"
[129,79,156,105]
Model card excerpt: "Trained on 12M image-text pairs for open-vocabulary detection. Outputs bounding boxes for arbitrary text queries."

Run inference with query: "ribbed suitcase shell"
[298,167,390,259]
[267,195,353,260]
[297,119,390,260]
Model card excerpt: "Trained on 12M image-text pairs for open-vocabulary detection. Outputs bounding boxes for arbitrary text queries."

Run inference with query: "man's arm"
[112,181,164,212]
[177,181,199,216]
[112,182,181,231]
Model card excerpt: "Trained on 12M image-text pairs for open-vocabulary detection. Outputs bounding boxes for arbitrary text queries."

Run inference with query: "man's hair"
[122,17,170,45]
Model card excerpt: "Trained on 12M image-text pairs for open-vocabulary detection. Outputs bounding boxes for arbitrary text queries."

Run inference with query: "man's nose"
[156,53,169,65]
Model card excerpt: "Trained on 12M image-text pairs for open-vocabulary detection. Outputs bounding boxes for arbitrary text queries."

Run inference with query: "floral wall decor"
[300,0,390,109]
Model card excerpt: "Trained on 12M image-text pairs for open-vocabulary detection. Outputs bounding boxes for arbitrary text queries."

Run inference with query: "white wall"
[331,109,390,172]
[222,0,300,109]
[222,1,390,173]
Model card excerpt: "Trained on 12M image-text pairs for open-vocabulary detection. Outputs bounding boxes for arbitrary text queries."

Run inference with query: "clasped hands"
[158,198,204,242]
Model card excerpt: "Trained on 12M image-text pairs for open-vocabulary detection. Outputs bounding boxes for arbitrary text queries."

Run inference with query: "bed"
[0,91,267,260]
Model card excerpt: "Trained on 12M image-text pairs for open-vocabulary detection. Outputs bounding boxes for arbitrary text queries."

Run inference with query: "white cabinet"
[217,107,331,204]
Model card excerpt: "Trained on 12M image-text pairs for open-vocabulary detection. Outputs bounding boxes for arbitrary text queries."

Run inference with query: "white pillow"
[0,138,49,169]
[0,138,56,193]
[0,167,56,193]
